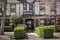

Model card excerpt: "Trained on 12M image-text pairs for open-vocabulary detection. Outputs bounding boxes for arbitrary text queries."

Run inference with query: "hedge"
[14,24,26,39]
[55,25,60,32]
[4,26,13,32]
[35,25,54,38]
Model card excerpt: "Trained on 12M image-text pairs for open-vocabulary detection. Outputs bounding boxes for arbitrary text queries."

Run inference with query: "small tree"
[10,14,23,27]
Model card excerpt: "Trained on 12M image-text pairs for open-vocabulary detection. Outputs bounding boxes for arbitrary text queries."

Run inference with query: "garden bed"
[35,25,55,38]
[14,24,26,39]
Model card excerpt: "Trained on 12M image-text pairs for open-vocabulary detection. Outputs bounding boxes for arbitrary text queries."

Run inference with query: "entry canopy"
[18,0,34,3]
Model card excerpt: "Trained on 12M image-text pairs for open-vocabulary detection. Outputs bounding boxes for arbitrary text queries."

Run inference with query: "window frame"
[29,4,33,10]
[6,4,11,16]
[40,19,47,26]
[10,4,16,13]
[23,3,27,10]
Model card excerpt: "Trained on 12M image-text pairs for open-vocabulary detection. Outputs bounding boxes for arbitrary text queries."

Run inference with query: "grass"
[4,32,14,37]
[54,32,60,38]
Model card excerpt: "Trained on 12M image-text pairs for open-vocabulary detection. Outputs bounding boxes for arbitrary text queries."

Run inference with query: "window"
[10,4,16,12]
[0,19,2,26]
[49,19,54,25]
[23,3,33,14]
[23,3,27,10]
[40,6,45,15]
[17,0,27,2]
[40,7,45,12]
[10,4,16,15]
[5,19,10,26]
[29,4,33,10]
[16,4,20,14]
[0,8,2,16]
[0,6,3,16]
[6,4,10,16]
[40,19,47,26]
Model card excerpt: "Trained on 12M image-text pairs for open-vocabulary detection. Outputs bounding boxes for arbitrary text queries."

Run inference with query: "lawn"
[54,32,60,38]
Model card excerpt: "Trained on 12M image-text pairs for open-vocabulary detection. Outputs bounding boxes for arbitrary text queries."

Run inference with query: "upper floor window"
[40,19,47,26]
[0,7,2,16]
[6,4,10,16]
[5,19,10,26]
[18,0,27,2]
[23,3,33,10]
[40,6,45,15]
[23,3,33,14]
[29,4,33,10]
[23,3,27,10]
[10,4,16,13]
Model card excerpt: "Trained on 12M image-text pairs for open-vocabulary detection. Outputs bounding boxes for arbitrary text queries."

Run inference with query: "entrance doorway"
[25,19,34,32]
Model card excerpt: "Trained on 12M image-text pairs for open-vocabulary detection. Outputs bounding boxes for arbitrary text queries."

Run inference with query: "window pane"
[20,4,23,15]
[0,8,2,16]
[29,4,33,10]
[10,4,16,15]
[40,7,45,15]
[6,4,10,15]
[0,19,2,26]
[23,3,27,10]
[50,19,54,25]
[0,7,2,16]
[5,19,10,26]
[10,4,16,12]
[0,12,2,15]
[40,19,45,26]
[16,4,19,14]
[40,19,47,26]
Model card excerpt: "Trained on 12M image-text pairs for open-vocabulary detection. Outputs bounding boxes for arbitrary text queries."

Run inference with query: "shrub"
[4,26,13,32]
[35,27,41,36]
[14,24,26,39]
[10,14,23,26]
[35,25,54,38]
[55,25,60,32]
[9,22,15,29]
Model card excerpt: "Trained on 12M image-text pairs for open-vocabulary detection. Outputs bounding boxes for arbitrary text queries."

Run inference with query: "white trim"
[6,4,10,15]
[16,4,19,15]
[35,2,40,15]
[20,3,23,15]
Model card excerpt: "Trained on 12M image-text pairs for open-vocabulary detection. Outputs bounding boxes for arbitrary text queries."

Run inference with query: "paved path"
[0,35,10,40]
[11,33,60,40]
[0,32,60,40]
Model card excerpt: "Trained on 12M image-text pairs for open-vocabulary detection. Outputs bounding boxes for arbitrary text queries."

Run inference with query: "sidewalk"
[0,32,60,40]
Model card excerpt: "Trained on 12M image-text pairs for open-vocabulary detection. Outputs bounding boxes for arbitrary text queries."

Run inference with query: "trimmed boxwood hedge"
[35,25,54,38]
[55,25,60,32]
[14,24,26,39]
[4,26,13,32]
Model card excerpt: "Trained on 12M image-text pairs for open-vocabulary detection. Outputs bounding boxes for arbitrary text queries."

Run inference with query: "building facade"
[0,0,60,30]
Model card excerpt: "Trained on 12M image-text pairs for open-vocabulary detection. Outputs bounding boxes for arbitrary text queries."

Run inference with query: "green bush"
[35,25,54,38]
[4,26,13,32]
[35,27,41,36]
[14,24,26,39]
[10,14,23,26]
[10,22,15,29]
[55,25,60,32]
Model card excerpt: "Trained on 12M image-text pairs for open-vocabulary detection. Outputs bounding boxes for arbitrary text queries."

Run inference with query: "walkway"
[0,32,60,40]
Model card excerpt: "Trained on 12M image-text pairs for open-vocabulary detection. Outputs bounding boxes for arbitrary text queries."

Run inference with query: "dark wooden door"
[25,19,34,31]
